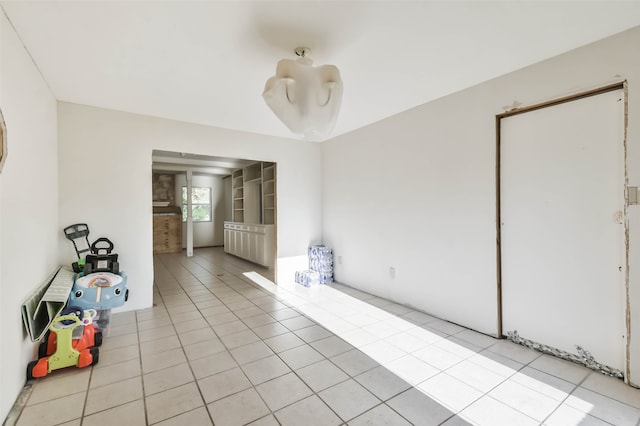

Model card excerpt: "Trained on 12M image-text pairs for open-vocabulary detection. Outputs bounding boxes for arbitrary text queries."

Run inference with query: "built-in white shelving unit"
[225,161,277,267]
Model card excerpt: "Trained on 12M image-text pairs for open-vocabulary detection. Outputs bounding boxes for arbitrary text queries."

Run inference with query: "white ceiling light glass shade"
[263,48,343,142]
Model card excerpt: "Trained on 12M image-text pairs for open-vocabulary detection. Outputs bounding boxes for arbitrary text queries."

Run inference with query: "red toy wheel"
[77,349,93,368]
[27,358,48,379]
[90,347,99,366]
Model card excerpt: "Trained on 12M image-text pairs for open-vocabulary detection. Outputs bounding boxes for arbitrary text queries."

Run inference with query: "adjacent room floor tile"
[348,403,412,426]
[263,332,306,353]
[310,335,354,357]
[279,344,324,370]
[510,366,575,401]
[330,349,380,377]
[274,395,342,426]
[359,339,406,365]
[543,403,611,426]
[143,362,194,396]
[318,379,380,421]
[489,378,561,421]
[230,341,274,365]
[220,329,261,349]
[241,354,292,385]
[387,387,455,426]
[153,407,213,426]
[486,340,541,365]
[355,364,413,401]
[27,369,90,405]
[413,344,464,370]
[251,321,290,339]
[16,393,85,426]
[296,359,349,393]
[564,387,640,425]
[384,354,439,386]
[90,358,141,389]
[139,334,181,355]
[145,382,204,424]
[198,367,252,403]
[580,372,640,408]
[255,372,313,411]
[81,399,146,426]
[418,372,483,413]
[207,388,270,426]
[84,376,143,415]
[386,330,431,353]
[294,324,333,343]
[460,396,539,426]
[97,344,140,367]
[529,354,592,384]
[182,337,226,361]
[178,327,218,346]
[445,359,508,393]
[141,347,187,374]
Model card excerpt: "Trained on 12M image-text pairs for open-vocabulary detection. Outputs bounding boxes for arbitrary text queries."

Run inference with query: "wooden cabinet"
[153,207,182,254]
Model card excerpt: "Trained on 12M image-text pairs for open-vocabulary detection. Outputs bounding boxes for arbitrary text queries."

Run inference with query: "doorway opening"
[151,150,278,281]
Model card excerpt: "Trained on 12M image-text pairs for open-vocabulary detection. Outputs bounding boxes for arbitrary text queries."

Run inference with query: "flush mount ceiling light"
[263,47,343,142]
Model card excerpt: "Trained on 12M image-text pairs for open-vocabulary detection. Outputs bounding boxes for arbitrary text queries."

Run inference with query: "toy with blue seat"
[63,224,129,335]
[68,271,128,311]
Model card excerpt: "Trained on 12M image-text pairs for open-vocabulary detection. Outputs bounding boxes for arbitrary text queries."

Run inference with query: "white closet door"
[501,89,625,370]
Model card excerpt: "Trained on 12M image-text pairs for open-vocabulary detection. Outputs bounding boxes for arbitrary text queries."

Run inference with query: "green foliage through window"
[182,187,211,222]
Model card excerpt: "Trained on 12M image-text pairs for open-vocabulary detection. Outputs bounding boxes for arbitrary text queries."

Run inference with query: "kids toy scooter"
[37,306,102,358]
[27,313,99,380]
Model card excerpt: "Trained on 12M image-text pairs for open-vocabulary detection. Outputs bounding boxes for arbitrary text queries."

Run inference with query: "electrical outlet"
[389,267,395,279]
[338,256,342,264]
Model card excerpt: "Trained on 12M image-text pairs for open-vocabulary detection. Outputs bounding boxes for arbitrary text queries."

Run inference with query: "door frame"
[494,81,629,375]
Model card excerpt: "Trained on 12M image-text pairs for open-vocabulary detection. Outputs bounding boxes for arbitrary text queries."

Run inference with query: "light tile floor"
[11,247,640,426]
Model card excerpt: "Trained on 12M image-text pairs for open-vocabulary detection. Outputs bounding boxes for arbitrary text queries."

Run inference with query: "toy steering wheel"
[51,314,82,330]
[91,238,114,255]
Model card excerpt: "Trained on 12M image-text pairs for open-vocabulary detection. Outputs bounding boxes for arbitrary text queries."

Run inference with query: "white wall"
[322,26,640,385]
[175,173,225,247]
[0,11,58,421]
[58,103,322,311]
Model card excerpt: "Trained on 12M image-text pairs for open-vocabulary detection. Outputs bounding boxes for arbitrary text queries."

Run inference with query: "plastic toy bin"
[95,309,112,336]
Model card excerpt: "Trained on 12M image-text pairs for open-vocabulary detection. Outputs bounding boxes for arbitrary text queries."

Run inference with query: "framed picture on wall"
[0,107,6,173]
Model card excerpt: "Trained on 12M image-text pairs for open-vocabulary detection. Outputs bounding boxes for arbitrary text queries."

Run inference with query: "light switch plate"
[629,186,639,205]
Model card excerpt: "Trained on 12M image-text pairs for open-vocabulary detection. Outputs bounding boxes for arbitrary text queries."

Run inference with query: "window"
[182,186,211,222]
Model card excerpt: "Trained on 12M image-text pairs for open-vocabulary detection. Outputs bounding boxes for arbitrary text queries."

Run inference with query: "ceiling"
[152,150,255,176]
[4,1,640,147]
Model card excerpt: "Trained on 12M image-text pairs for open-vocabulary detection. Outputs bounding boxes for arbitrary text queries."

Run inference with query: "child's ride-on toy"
[83,237,119,275]
[38,306,102,358]
[68,271,129,311]
[27,314,99,379]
